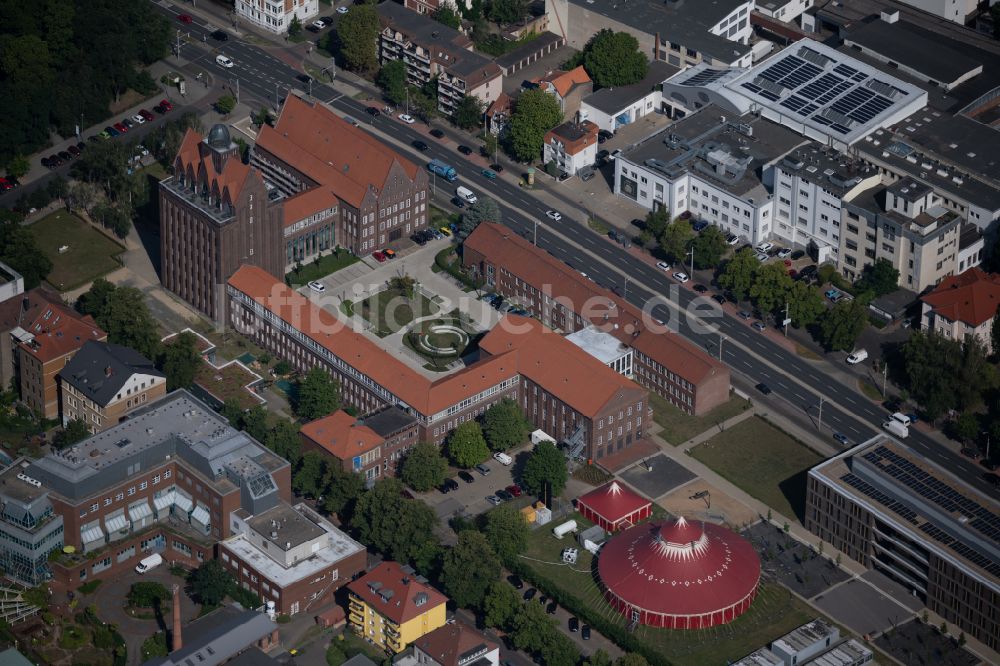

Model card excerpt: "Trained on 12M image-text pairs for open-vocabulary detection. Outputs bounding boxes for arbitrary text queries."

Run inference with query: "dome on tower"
[597,517,760,629]
[206,124,233,149]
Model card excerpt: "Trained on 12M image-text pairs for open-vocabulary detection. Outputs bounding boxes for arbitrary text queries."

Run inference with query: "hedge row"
[506,559,671,666]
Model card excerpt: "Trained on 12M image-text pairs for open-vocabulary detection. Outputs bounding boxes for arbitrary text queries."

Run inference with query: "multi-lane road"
[55,4,1000,497]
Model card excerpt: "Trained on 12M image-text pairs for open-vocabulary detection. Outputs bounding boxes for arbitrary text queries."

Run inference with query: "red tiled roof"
[348,561,448,624]
[411,621,497,666]
[463,223,726,385]
[282,187,340,227]
[578,480,651,523]
[17,300,105,364]
[486,92,513,117]
[258,95,419,209]
[921,267,1000,327]
[175,130,254,204]
[300,410,384,460]
[536,65,591,98]
[478,315,646,417]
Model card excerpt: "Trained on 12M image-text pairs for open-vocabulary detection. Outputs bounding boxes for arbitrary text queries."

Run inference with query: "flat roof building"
[805,435,1000,650]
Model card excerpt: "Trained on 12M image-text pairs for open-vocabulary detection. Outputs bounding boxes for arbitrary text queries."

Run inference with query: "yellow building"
[347,561,448,653]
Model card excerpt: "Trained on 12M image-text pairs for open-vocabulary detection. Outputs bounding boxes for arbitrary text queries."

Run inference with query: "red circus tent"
[577,481,652,532]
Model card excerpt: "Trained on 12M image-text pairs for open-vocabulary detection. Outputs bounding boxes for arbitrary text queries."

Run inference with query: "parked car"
[159,99,173,111]
[336,5,349,13]
[833,433,850,446]
[569,617,579,632]
[546,601,557,614]
[475,463,491,476]
[113,122,128,134]
[756,382,772,395]
[430,128,445,138]
[752,321,766,332]
[312,19,326,29]
[596,149,610,163]
[307,281,326,293]
[791,249,806,260]
[457,145,472,155]
[493,452,513,465]
[506,484,522,497]
[692,220,709,232]
[508,575,524,589]
[412,140,429,151]
[545,210,562,221]
[777,247,792,259]
[597,129,614,144]
[656,261,670,272]
[496,490,514,502]
[756,242,775,253]
[383,248,396,259]
[139,108,156,122]
[523,587,537,601]
[372,251,387,262]
[399,113,416,124]
[458,470,475,483]
[581,169,595,182]
[693,284,708,293]
[489,163,504,173]
[582,625,591,640]
[738,310,752,320]
[486,495,502,506]
[104,126,118,137]
[365,106,381,117]
[825,288,842,302]
[319,15,335,25]
[210,30,229,41]
[726,234,740,246]
[713,294,727,305]
[672,271,689,283]
[67,145,81,157]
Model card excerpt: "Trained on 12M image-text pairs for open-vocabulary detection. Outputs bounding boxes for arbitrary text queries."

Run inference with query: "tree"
[540,633,580,666]
[453,95,485,131]
[855,258,899,297]
[951,412,978,443]
[295,368,340,420]
[189,560,232,606]
[446,421,490,468]
[507,89,563,162]
[408,86,438,122]
[336,4,381,74]
[240,405,269,442]
[0,220,52,289]
[320,462,364,520]
[128,582,169,608]
[351,478,439,566]
[5,155,30,179]
[441,531,500,608]
[616,655,651,666]
[215,94,236,116]
[401,442,448,491]
[460,196,501,237]
[521,440,568,497]
[489,0,529,23]
[376,60,407,107]
[287,14,302,37]
[750,263,794,319]
[484,503,528,562]
[660,217,693,264]
[432,6,462,28]
[580,30,648,88]
[510,600,556,653]
[584,650,613,666]
[902,331,996,419]
[691,225,728,269]
[786,281,825,328]
[264,419,302,467]
[482,397,529,451]
[483,580,521,629]
[818,298,868,352]
[717,247,759,302]
[78,282,161,359]
[54,418,91,449]
[77,278,116,318]
[158,331,201,391]
[294,451,328,498]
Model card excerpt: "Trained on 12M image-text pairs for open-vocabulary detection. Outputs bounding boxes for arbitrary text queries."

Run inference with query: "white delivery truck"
[882,419,909,438]
[135,553,163,574]
[846,349,868,364]
[456,186,477,205]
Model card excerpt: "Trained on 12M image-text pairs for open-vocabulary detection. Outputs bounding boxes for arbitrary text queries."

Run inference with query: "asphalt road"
[60,3,1000,498]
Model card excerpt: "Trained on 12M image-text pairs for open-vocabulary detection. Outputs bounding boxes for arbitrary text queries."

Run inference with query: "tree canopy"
[54,418,91,449]
[691,225,728,269]
[77,279,161,359]
[189,560,232,606]
[454,95,485,131]
[295,368,340,420]
[579,30,648,88]
[401,441,448,492]
[749,263,794,319]
[901,331,997,419]
[483,580,522,629]
[351,478,440,569]
[0,218,52,289]
[158,332,201,391]
[521,440,568,497]
[854,258,899,297]
[376,60,407,107]
[717,248,759,302]
[818,298,868,352]
[0,0,169,165]
[460,196,501,238]
[446,421,490,468]
[482,397,529,451]
[507,89,563,162]
[660,217,693,264]
[441,530,501,608]
[484,503,528,562]
[333,4,380,74]
[489,0,529,23]
[432,6,462,29]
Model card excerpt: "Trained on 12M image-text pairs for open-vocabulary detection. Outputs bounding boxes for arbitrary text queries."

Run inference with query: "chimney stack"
[172,584,183,652]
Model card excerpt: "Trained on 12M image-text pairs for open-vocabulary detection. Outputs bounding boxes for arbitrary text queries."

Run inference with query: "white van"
[846,349,868,365]
[493,452,513,466]
[890,412,911,427]
[456,186,477,205]
[883,419,909,438]
[135,553,163,574]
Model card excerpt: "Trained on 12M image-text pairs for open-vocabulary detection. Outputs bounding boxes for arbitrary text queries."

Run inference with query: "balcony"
[348,611,364,626]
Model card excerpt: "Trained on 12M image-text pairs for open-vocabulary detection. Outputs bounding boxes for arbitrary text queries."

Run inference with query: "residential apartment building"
[530,66,592,118]
[19,390,291,589]
[462,223,731,416]
[58,341,166,432]
[299,407,419,484]
[543,121,599,176]
[376,3,503,117]
[235,0,319,35]
[394,621,499,666]
[614,106,805,246]
[15,300,106,420]
[348,561,448,654]
[220,502,366,615]
[921,267,1000,354]
[840,178,984,291]
[805,436,1000,650]
[772,143,880,265]
[547,0,754,68]
[1,287,69,394]
[253,94,430,257]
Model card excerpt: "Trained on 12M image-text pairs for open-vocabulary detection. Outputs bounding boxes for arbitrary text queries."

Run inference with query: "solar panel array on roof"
[682,68,729,87]
[840,473,919,525]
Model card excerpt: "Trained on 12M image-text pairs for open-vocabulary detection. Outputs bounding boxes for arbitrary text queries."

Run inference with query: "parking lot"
[419,448,531,519]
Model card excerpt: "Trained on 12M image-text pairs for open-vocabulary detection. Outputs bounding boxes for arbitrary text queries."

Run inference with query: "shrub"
[276,614,292,624]
[58,625,90,650]
[128,581,170,608]
[77,579,102,594]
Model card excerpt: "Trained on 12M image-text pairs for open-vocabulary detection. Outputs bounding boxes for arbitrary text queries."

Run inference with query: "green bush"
[58,625,90,650]
[140,632,168,660]
[230,586,262,611]
[276,614,292,624]
[128,581,170,608]
[78,579,102,594]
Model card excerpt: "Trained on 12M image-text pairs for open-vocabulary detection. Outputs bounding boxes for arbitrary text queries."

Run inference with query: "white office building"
[236,0,319,34]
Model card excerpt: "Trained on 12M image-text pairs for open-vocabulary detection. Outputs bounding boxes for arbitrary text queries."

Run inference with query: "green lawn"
[30,210,125,291]
[286,249,360,286]
[688,416,823,522]
[521,519,816,665]
[358,287,438,337]
[650,393,752,445]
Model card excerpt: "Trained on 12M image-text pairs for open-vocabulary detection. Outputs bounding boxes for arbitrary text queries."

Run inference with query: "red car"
[177,13,193,23]
[506,484,522,497]
[372,251,387,263]
[113,122,128,134]
[160,99,173,112]
[139,109,156,122]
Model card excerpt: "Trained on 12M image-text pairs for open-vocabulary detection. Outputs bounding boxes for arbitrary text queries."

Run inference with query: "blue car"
[693,220,709,232]
[105,125,120,137]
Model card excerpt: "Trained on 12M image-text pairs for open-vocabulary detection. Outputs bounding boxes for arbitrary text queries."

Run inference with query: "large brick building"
[159,94,429,321]
[58,340,166,432]
[227,266,650,462]
[462,222,730,415]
